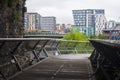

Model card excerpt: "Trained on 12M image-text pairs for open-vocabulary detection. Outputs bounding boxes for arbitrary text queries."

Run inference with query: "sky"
[26,0,120,24]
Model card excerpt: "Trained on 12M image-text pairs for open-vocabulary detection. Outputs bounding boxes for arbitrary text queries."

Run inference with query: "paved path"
[11,54,94,80]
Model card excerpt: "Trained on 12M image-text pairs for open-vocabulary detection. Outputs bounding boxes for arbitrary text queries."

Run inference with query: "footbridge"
[0,38,120,80]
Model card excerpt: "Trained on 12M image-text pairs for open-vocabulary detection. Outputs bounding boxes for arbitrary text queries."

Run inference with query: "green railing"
[24,32,64,38]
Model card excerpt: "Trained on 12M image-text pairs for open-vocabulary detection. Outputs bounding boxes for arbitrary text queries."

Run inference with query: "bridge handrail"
[90,39,120,80]
[24,32,65,38]
[0,38,89,42]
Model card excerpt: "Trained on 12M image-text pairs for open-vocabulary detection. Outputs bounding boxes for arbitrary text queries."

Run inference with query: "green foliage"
[63,29,88,41]
[61,29,93,54]
[90,35,96,39]
[97,34,106,39]
[90,34,106,39]
[59,41,93,54]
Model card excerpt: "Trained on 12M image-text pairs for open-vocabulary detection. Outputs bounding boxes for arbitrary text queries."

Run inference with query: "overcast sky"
[26,0,120,24]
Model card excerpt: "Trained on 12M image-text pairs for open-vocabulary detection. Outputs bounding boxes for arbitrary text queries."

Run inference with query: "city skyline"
[26,0,120,24]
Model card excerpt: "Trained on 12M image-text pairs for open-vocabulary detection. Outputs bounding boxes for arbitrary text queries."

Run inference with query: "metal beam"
[0,71,8,80]
[38,40,49,54]
[0,41,5,51]
[32,40,41,61]
[10,41,23,71]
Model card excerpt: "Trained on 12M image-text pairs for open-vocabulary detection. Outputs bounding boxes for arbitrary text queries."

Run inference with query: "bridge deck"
[11,54,94,80]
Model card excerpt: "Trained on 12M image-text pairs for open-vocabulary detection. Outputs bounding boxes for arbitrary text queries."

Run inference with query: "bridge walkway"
[11,54,94,80]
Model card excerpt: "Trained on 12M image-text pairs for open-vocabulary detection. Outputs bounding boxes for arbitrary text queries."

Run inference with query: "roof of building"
[25,12,39,14]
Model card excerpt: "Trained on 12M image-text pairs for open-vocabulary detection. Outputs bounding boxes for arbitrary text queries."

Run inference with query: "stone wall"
[0,0,26,38]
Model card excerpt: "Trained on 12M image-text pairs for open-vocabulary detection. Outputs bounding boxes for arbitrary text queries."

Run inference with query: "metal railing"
[0,38,93,80]
[24,32,64,38]
[90,39,120,80]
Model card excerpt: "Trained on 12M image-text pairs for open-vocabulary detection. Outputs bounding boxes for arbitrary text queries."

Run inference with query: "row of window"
[73,10,93,14]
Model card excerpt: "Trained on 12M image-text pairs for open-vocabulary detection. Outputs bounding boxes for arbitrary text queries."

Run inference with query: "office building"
[103,22,120,40]
[41,17,56,32]
[24,13,41,31]
[107,20,116,29]
[72,9,107,37]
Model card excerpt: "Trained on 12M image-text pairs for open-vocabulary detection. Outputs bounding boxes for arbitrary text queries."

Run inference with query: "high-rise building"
[24,13,41,31]
[72,9,107,37]
[41,17,56,32]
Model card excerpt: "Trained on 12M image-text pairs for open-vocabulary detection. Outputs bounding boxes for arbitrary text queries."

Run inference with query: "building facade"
[72,9,107,37]
[24,13,41,32]
[107,20,116,29]
[41,17,56,32]
[56,24,73,33]
[103,22,120,40]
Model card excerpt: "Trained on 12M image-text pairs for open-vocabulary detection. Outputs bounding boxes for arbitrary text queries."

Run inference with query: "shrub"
[63,29,88,41]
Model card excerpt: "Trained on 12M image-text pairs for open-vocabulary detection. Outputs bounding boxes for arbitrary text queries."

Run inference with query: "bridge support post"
[0,71,8,80]
[32,41,40,61]
[55,41,61,55]
[43,48,49,57]
[12,55,22,71]
[32,50,40,62]
[10,41,23,71]
[36,40,49,59]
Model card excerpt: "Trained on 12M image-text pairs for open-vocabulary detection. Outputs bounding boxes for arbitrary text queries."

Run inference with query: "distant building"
[72,9,107,37]
[41,17,56,32]
[103,22,120,40]
[24,13,41,32]
[56,24,64,33]
[56,24,73,33]
[116,22,120,27]
[64,24,73,33]
[66,24,73,29]
[107,20,116,29]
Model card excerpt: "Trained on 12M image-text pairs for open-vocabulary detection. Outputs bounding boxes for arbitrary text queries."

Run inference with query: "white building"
[24,13,41,31]
[107,20,116,29]
[95,14,107,35]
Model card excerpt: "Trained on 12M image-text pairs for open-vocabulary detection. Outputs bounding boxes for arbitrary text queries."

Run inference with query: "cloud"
[26,0,120,24]
[37,7,74,24]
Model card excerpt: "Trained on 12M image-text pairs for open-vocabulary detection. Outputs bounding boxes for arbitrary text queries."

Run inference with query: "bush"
[63,29,88,41]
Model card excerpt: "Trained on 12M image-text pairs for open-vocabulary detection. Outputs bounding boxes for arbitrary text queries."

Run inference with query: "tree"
[63,29,88,41]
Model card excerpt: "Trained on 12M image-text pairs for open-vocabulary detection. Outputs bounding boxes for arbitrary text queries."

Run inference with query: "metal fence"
[90,39,120,80]
[58,40,93,54]
[0,38,93,80]
[24,32,64,38]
